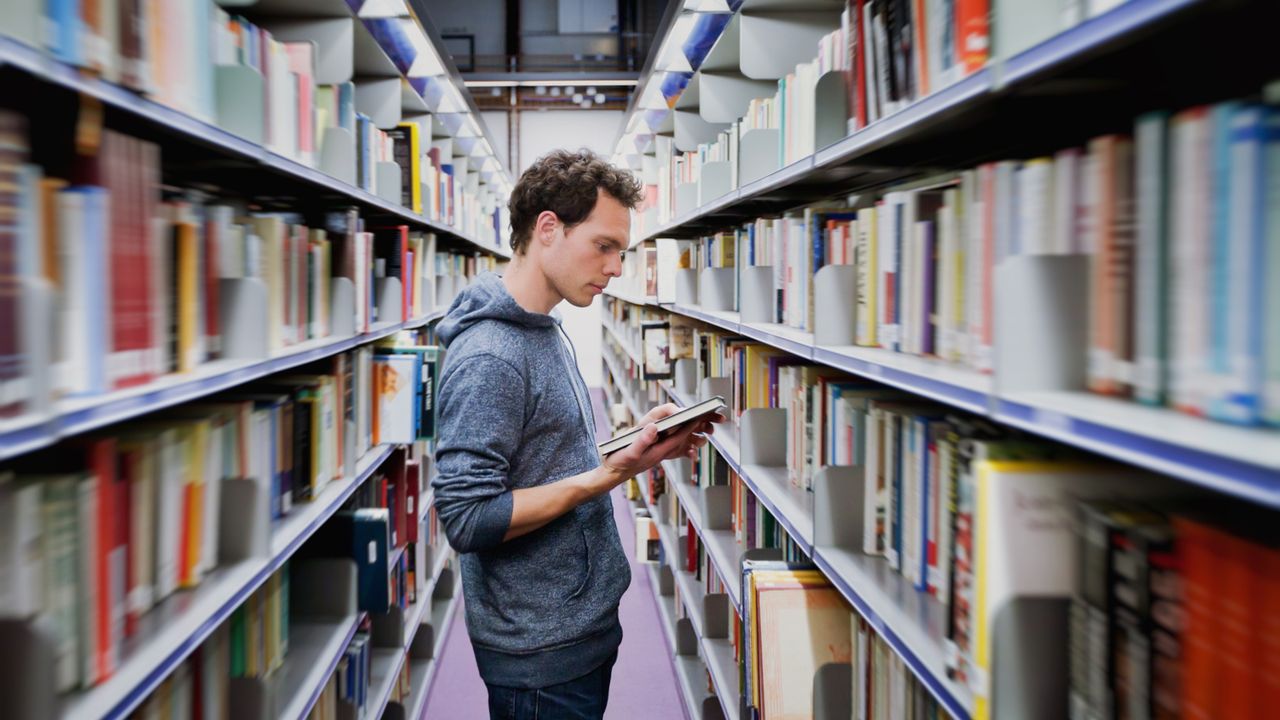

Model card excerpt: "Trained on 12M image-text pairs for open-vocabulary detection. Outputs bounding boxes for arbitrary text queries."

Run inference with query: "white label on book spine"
[1113,360,1135,385]
[368,540,377,565]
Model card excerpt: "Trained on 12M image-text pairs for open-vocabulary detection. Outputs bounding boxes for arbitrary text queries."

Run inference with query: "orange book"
[956,0,989,74]
[1174,516,1220,719]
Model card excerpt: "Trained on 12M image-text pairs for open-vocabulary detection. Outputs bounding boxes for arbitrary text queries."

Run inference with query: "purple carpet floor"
[421,389,685,719]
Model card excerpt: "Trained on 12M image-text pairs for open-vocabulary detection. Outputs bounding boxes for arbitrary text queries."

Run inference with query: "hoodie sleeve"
[431,352,522,553]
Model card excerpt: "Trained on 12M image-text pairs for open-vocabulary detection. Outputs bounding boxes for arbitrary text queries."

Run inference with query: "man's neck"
[502,255,562,315]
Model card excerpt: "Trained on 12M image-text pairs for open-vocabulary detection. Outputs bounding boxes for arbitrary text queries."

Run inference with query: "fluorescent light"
[463,79,639,88]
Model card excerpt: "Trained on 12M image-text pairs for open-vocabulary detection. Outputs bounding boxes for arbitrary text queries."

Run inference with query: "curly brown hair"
[507,148,643,255]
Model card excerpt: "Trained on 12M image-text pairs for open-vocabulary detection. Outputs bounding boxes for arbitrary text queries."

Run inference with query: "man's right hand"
[593,414,718,492]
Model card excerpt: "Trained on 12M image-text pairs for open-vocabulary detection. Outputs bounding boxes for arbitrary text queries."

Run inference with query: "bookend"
[699,14,778,123]
[371,600,409,649]
[738,2,844,80]
[219,476,271,562]
[0,620,55,720]
[675,75,730,153]
[813,70,849,151]
[702,696,727,720]
[375,161,402,205]
[813,264,858,346]
[703,593,730,639]
[434,273,455,311]
[674,358,698,398]
[675,617,699,656]
[293,558,359,618]
[698,161,735,205]
[675,268,700,306]
[813,662,854,720]
[355,77,403,130]
[0,0,42,46]
[411,615,435,663]
[738,265,775,325]
[698,376,732,407]
[994,255,1089,394]
[219,277,270,359]
[738,128,781,186]
[811,465,864,551]
[319,127,358,186]
[20,276,54,416]
[383,702,408,720]
[329,276,356,338]
[433,564,456,601]
[991,597,1072,720]
[228,674,274,720]
[698,267,736,312]
[739,408,787,467]
[702,484,732,531]
[374,276,403,325]
[666,457,693,484]
[676,180,700,217]
[258,19,355,86]
[215,65,265,145]
[658,564,675,596]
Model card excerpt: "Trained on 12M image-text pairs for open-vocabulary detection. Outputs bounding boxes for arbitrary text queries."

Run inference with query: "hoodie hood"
[436,272,559,346]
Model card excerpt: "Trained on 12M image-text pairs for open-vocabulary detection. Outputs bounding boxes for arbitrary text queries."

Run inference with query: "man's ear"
[535,210,560,247]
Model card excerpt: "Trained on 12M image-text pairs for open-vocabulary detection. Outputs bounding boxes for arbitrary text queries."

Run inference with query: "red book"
[849,0,866,130]
[956,0,989,74]
[295,224,307,343]
[1173,516,1220,719]
[685,519,697,574]
[405,460,421,543]
[117,445,141,638]
[204,213,220,357]
[78,437,122,683]
[108,133,153,389]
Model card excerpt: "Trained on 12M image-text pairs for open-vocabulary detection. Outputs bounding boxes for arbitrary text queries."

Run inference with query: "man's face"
[543,189,629,307]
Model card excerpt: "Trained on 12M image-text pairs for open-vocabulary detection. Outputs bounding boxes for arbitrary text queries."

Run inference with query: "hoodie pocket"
[566,526,593,600]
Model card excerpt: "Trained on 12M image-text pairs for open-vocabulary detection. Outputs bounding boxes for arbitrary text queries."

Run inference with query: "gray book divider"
[355,78,403,130]
[739,408,787,467]
[1,0,42,46]
[703,594,730,639]
[434,273,455,311]
[994,254,1089,394]
[219,476,271,562]
[329,276,356,338]
[702,485,733,532]
[738,129,780,186]
[20,276,53,416]
[433,565,456,601]
[675,358,699,398]
[668,457,694,485]
[675,617,699,656]
[371,601,408,648]
[659,564,675,596]
[699,377,733,407]
[382,702,407,720]
[258,18,355,86]
[813,264,858,347]
[216,65,266,146]
[676,181,701,218]
[993,597,1072,720]
[375,161,403,205]
[219,278,270,360]
[812,465,864,551]
[0,620,55,720]
[698,14,776,124]
[813,70,849,152]
[738,265,774,325]
[698,267,736,312]
[698,161,735,206]
[813,662,854,720]
[411,617,435,662]
[319,127,358,186]
[228,675,274,720]
[737,0,845,80]
[702,696,727,720]
[374,276,404,324]
[675,75,731,153]
[676,268,700,306]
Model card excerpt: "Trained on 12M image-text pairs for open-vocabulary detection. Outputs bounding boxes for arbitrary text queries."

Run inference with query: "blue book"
[1208,104,1268,424]
[46,0,81,65]
[352,509,391,612]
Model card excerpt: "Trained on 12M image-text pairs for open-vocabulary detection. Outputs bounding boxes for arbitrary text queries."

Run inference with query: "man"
[431,148,716,719]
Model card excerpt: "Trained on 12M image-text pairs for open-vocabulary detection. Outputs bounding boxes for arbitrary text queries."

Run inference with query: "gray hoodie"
[431,272,631,688]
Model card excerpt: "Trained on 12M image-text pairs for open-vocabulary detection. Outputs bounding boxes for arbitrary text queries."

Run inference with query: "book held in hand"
[597,396,726,457]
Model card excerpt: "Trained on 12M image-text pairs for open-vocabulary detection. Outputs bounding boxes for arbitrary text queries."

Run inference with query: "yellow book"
[173,221,199,372]
[396,121,422,213]
[179,420,209,588]
[972,460,1148,720]
[252,216,285,352]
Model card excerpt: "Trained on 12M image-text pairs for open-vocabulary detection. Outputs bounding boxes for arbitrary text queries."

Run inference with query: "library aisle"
[421,392,684,719]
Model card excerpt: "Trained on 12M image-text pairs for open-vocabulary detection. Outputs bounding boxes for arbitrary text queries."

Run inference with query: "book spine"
[1134,114,1169,405]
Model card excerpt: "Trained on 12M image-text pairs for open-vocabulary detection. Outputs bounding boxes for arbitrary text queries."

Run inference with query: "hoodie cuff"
[472,489,515,550]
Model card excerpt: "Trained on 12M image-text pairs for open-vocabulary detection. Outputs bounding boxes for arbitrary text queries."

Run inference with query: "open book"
[598,396,726,457]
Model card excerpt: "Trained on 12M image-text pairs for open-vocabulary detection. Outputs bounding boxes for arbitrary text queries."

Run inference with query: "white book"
[201,424,224,575]
[1170,110,1211,413]
[0,479,42,618]
[1053,148,1082,254]
[1134,115,1168,405]
[1265,109,1280,425]
[56,191,88,396]
[1017,159,1054,255]
[154,429,183,600]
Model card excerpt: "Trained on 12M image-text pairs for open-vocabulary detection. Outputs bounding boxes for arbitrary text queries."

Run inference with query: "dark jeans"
[485,652,618,720]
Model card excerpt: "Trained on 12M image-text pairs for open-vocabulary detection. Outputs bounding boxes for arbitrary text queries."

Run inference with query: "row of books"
[636,80,1280,429]
[0,341,410,692]
[0,113,481,423]
[127,563,290,720]
[6,3,506,245]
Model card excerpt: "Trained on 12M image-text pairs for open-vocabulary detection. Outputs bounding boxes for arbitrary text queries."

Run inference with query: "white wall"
[516,109,624,388]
